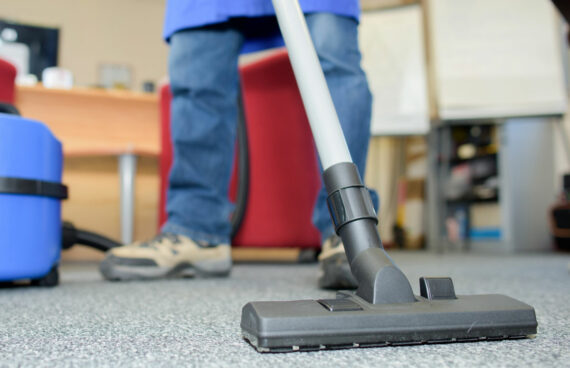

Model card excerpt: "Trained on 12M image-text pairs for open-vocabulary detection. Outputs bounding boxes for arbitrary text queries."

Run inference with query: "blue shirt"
[163,0,360,42]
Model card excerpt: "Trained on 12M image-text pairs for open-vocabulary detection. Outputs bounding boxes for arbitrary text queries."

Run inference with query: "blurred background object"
[1,0,166,91]
[42,67,72,89]
[0,20,58,85]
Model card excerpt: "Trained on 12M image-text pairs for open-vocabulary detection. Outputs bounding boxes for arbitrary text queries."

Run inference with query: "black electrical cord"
[230,91,250,238]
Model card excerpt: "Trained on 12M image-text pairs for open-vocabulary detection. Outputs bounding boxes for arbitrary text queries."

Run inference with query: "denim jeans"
[163,13,377,245]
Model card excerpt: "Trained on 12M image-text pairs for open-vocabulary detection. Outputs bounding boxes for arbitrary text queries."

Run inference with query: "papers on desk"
[428,0,567,119]
[360,5,430,136]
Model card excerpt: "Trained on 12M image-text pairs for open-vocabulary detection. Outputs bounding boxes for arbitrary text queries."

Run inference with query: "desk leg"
[119,153,137,244]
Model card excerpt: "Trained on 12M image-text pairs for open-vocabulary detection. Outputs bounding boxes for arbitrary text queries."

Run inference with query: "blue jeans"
[163,13,377,245]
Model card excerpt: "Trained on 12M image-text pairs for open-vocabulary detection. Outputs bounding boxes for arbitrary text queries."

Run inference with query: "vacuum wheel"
[31,266,59,287]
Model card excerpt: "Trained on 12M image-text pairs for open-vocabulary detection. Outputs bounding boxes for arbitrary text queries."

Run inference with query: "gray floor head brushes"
[240,0,537,353]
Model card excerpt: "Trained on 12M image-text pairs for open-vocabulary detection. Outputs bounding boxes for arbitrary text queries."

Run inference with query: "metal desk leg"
[119,153,137,244]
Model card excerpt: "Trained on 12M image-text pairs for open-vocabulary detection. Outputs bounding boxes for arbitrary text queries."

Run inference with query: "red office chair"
[0,58,17,105]
[159,50,321,249]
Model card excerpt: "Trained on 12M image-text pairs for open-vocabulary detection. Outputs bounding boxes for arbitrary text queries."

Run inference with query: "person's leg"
[100,24,244,281]
[163,25,245,246]
[306,13,377,241]
[305,13,378,289]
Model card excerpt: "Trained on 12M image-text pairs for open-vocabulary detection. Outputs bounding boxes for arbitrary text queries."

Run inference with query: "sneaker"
[317,235,358,290]
[99,233,232,281]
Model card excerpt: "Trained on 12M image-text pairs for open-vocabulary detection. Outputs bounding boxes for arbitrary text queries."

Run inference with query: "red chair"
[158,84,173,229]
[159,50,321,249]
[0,58,17,104]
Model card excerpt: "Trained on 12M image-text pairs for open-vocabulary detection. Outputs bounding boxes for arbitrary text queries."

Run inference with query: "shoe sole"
[318,253,358,290]
[99,256,232,281]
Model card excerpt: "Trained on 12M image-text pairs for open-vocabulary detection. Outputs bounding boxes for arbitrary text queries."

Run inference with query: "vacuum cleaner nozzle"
[240,162,537,353]
[241,281,537,353]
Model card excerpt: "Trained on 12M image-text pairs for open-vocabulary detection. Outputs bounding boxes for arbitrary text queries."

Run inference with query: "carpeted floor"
[1,251,568,367]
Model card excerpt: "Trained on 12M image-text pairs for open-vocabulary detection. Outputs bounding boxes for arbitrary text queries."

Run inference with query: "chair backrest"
[158,83,173,228]
[0,58,17,104]
[158,51,321,248]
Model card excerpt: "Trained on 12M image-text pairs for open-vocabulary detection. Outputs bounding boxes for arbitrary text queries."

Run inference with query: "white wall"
[2,0,168,89]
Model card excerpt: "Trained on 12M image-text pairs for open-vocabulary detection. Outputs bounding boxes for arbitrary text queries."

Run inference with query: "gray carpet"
[1,251,569,368]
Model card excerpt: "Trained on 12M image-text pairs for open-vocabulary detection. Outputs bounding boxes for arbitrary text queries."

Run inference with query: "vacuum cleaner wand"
[270,0,414,305]
[240,0,537,353]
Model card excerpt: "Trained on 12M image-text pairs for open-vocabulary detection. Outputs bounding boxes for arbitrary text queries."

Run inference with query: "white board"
[359,5,430,136]
[428,0,567,120]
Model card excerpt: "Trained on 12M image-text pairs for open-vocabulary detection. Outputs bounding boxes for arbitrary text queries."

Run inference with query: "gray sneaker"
[99,233,232,281]
[317,235,358,290]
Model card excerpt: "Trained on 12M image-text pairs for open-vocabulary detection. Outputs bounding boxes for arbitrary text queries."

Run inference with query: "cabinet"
[428,118,556,252]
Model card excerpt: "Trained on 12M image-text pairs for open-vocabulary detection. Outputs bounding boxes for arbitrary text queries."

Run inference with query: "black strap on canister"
[0,177,68,200]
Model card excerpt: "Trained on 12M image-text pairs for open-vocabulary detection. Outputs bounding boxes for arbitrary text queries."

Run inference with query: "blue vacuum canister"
[0,113,67,286]
[0,112,120,287]
[0,113,120,286]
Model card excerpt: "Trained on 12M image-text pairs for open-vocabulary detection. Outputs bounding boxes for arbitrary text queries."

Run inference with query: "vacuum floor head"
[239,163,537,353]
[241,278,537,353]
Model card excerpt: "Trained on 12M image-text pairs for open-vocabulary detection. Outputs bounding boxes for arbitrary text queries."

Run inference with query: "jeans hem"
[161,222,231,245]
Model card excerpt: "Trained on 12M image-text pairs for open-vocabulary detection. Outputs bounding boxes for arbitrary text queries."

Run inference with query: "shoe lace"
[140,233,181,250]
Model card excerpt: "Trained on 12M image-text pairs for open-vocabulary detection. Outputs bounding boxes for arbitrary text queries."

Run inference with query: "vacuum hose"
[62,221,121,252]
[230,91,250,238]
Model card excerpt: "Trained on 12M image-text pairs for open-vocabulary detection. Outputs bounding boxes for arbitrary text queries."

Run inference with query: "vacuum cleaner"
[0,112,120,287]
[240,0,538,352]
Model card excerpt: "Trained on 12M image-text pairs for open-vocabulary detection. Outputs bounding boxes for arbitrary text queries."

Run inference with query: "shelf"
[446,196,499,204]
[450,153,497,165]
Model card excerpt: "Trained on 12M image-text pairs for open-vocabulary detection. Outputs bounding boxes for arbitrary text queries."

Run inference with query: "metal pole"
[556,118,570,169]
[271,0,352,170]
[119,153,137,244]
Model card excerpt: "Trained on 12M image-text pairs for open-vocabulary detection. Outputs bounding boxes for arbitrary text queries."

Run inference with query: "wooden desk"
[16,85,160,156]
